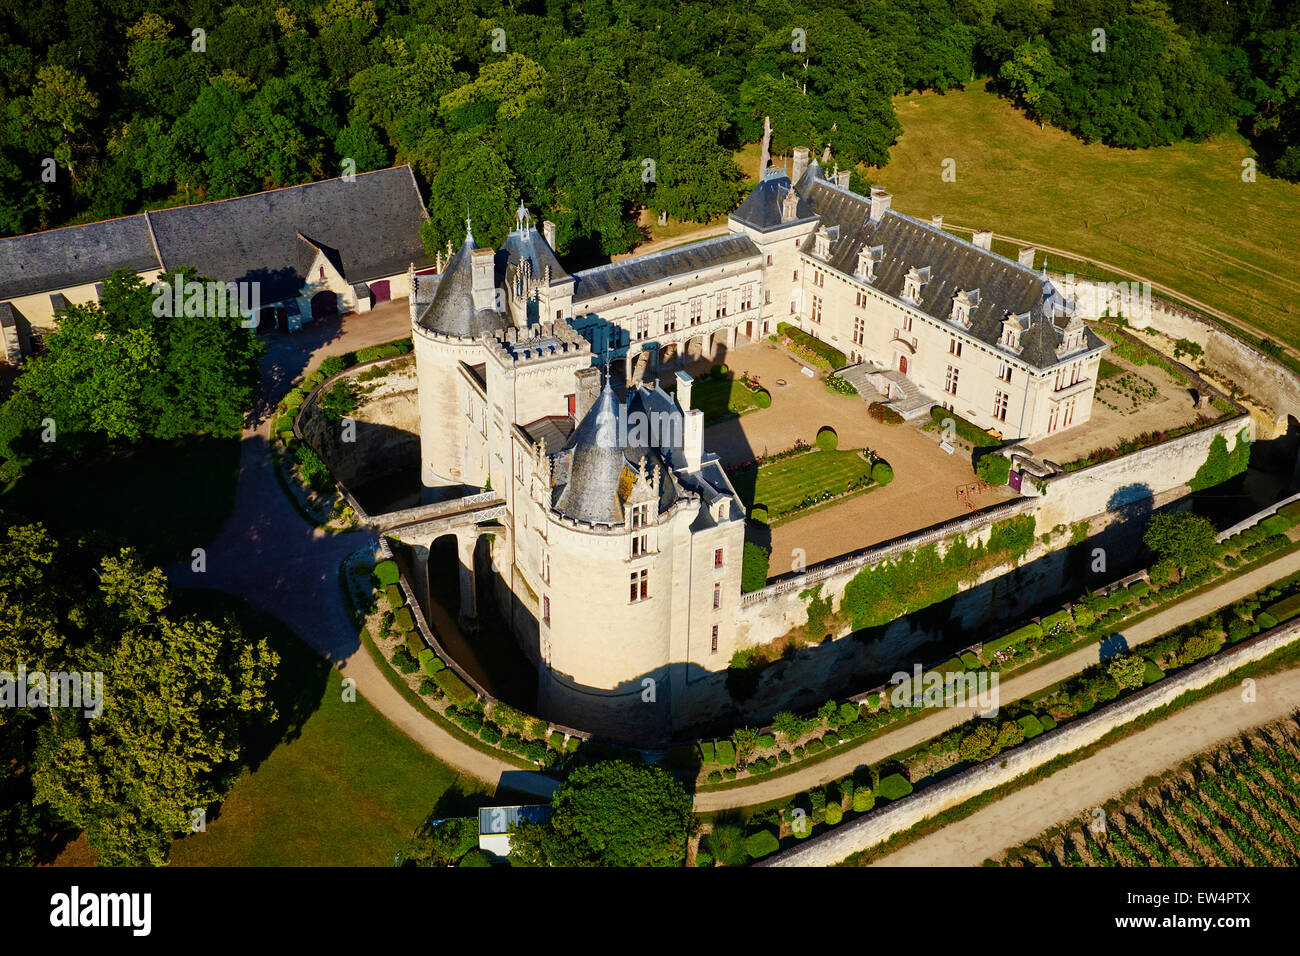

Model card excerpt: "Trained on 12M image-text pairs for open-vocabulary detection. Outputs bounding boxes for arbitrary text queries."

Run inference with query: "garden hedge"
[877,773,913,801]
[744,830,780,859]
[393,607,415,633]
[384,584,404,608]
[1264,593,1300,624]
[983,622,1043,657]
[1276,501,1300,523]
[929,406,999,447]
[434,669,477,706]
[716,740,736,765]
[374,560,400,586]
[777,322,846,369]
[1018,715,1044,738]
[1040,610,1072,631]
[700,741,716,763]
[418,649,445,676]
[852,790,875,813]
[960,651,982,669]
[825,804,843,825]
[870,461,894,485]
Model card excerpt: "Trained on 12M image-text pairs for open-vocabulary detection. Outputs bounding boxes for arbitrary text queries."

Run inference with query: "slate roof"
[522,415,574,451]
[147,167,432,303]
[0,215,160,299]
[499,225,569,285]
[571,234,761,304]
[795,174,1102,369]
[731,173,817,231]
[415,235,510,339]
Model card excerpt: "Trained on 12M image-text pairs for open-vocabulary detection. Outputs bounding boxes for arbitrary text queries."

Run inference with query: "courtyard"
[678,341,1014,573]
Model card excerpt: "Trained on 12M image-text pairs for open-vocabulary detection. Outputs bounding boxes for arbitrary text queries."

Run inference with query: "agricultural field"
[996,717,1300,867]
[871,81,1300,352]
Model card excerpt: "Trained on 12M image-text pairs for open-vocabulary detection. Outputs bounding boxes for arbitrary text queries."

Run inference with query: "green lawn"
[161,593,493,866]
[871,80,1300,350]
[0,435,241,565]
[731,449,875,520]
[691,377,762,423]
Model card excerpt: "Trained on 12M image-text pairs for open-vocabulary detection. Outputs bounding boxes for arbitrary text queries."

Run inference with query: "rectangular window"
[993,390,1008,422]
[1064,397,1075,427]
[945,365,959,395]
[711,625,719,654]
[740,284,753,311]
[629,569,649,602]
[853,317,865,346]
[632,533,648,557]
[764,289,772,305]
[814,270,825,288]
[543,595,550,626]
[1070,362,1081,386]
[949,338,962,357]
[566,393,575,415]
[792,270,798,282]
[1048,403,1060,433]
[663,305,676,333]
[811,294,822,324]
[714,548,724,569]
[635,311,650,341]
[902,315,913,333]
[766,254,773,266]
[713,584,721,610]
[541,551,550,584]
[998,362,1012,383]
[690,298,702,326]
[715,292,727,319]
[631,503,649,529]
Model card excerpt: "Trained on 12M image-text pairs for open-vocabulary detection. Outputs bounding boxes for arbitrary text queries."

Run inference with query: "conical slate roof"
[553,381,628,525]
[417,234,510,338]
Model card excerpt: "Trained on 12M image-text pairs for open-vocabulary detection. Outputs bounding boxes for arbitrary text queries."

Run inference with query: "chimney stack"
[1018,246,1036,268]
[471,248,496,311]
[574,366,601,419]
[931,214,944,230]
[792,147,810,183]
[682,409,704,471]
[870,186,892,221]
[972,229,993,251]
[542,220,557,249]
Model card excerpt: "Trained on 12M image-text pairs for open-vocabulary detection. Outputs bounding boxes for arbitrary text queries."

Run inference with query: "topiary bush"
[976,453,1011,486]
[391,646,419,674]
[870,461,894,485]
[374,560,400,587]
[318,355,348,378]
[877,773,913,801]
[825,803,843,825]
[384,584,404,608]
[393,607,415,633]
[815,426,838,451]
[434,668,477,706]
[754,388,772,408]
[715,740,736,765]
[744,830,779,859]
[852,789,875,813]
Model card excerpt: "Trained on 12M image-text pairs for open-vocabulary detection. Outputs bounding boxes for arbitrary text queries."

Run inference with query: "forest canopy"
[1,0,1298,260]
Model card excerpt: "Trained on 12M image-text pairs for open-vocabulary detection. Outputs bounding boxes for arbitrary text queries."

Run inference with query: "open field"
[870,80,1300,351]
[998,716,1300,867]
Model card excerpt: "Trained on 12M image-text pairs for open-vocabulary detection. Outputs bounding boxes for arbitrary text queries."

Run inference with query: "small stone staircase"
[839,362,931,420]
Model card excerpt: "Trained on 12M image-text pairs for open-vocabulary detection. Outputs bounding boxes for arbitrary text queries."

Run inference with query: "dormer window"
[1000,313,1027,353]
[856,244,883,283]
[951,288,978,328]
[1056,314,1087,357]
[814,226,832,260]
[902,266,930,303]
[781,188,799,223]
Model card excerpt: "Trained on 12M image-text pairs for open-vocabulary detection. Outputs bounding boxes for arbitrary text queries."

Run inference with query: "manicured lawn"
[691,377,762,423]
[871,80,1300,350]
[731,449,875,520]
[159,593,493,866]
[0,435,241,565]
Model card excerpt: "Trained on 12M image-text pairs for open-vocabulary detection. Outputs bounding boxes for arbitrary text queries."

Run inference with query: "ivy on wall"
[1188,429,1251,493]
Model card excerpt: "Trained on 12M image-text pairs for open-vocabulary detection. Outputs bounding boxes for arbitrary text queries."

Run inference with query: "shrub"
[1142,660,1165,684]
[695,851,714,867]
[1072,605,1095,628]
[825,374,858,397]
[870,461,894,485]
[778,750,792,763]
[273,415,294,434]
[1264,593,1300,624]
[976,453,1011,486]
[700,741,716,763]
[1039,714,1057,731]
[805,738,826,755]
[1018,715,1044,738]
[777,322,846,368]
[391,646,419,674]
[715,740,736,765]
[417,676,442,697]
[418,649,444,676]
[756,733,777,749]
[434,669,476,706]
[749,505,769,524]
[877,774,913,801]
[754,388,772,409]
[744,830,780,859]
[1128,580,1151,598]
[852,790,875,813]
[374,560,400,587]
[393,607,415,633]
[384,584,404,608]
[281,390,304,409]
[741,541,770,592]
[318,355,348,378]
[868,402,904,424]
[709,364,727,380]
[706,770,722,783]
[723,768,737,779]
[825,804,843,825]
[1257,611,1279,629]
[960,651,982,669]
[837,702,859,725]
[479,723,502,744]
[808,788,827,810]
[815,426,838,451]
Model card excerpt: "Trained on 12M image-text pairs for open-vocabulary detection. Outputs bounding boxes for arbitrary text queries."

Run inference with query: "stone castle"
[406,149,1106,744]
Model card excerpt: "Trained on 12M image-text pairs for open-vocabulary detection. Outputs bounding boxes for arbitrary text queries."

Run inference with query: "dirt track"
[871,664,1300,866]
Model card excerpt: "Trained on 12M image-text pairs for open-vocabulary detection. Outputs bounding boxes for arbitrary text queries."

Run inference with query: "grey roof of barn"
[570,234,761,304]
[0,214,160,299]
[415,235,511,339]
[731,171,817,232]
[0,166,434,306]
[794,172,1103,369]
[147,166,433,302]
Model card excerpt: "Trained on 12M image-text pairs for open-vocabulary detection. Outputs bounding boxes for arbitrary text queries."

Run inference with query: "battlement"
[487,318,592,367]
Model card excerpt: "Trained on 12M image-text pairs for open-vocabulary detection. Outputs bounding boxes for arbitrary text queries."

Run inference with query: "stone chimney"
[972,229,993,251]
[542,220,557,248]
[1018,246,1036,268]
[471,247,496,311]
[870,186,892,220]
[931,214,944,230]
[674,370,694,413]
[574,366,602,419]
[833,169,851,188]
[792,147,810,183]
[682,408,704,471]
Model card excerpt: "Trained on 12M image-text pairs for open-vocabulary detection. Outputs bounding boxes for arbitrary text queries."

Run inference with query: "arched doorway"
[310,290,338,320]
[897,354,908,375]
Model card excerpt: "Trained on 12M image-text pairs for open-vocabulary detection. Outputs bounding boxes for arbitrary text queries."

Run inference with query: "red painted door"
[370,280,391,302]
[898,355,908,374]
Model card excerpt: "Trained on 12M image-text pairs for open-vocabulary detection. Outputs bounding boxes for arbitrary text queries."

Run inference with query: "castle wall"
[413,324,490,495]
